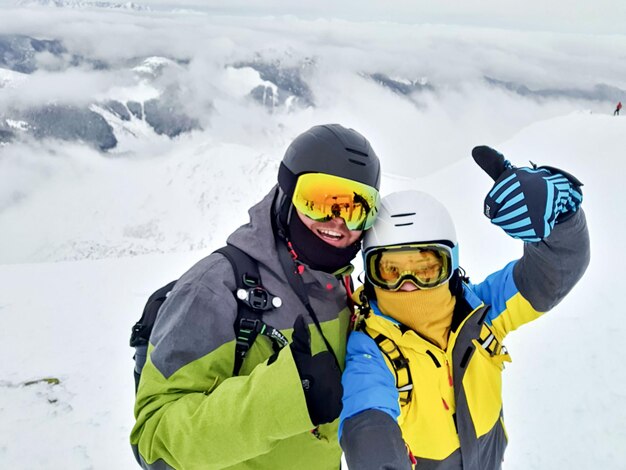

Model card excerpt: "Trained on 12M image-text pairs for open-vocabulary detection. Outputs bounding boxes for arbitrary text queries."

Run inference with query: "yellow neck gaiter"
[374,284,456,350]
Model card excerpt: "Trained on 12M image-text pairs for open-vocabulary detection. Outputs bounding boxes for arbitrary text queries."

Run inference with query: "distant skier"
[615,101,622,115]
[340,146,590,470]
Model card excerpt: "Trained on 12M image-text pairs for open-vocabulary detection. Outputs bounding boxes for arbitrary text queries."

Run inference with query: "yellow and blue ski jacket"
[340,209,590,470]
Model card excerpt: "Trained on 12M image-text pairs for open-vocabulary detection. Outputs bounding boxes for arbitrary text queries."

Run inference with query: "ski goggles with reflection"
[365,243,455,290]
[292,173,380,231]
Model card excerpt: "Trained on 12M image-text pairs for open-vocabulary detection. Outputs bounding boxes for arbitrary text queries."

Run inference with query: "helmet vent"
[346,148,369,157]
[394,222,414,227]
[391,212,416,218]
[348,158,366,166]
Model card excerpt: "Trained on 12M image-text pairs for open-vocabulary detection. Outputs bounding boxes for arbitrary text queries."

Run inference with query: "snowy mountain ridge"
[3,28,625,154]
[16,0,150,11]
[0,33,318,150]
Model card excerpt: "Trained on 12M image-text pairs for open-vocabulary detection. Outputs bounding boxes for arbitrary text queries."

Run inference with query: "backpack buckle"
[130,323,149,347]
[480,327,504,357]
[236,318,261,355]
[236,287,282,311]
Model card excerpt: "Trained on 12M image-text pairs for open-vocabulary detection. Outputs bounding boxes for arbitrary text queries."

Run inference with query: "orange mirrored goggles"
[365,244,454,290]
[292,173,380,231]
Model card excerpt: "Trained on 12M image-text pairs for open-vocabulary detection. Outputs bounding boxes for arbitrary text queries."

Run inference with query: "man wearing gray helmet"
[131,124,381,469]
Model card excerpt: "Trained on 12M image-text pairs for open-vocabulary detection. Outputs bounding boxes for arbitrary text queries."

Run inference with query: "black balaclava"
[288,209,361,274]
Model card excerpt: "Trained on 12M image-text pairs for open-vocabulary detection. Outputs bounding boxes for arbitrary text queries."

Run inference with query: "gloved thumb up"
[471,145,583,242]
[290,315,343,426]
[472,145,514,181]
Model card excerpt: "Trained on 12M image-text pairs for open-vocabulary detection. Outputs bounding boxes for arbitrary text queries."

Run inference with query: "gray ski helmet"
[277,124,381,199]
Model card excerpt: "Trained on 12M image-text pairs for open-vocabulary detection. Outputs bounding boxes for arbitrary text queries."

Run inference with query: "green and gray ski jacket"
[131,188,352,470]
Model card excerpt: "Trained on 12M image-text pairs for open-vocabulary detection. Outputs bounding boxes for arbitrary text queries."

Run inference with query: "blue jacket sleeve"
[339,330,400,441]
[469,261,521,325]
[469,209,590,339]
[469,258,544,340]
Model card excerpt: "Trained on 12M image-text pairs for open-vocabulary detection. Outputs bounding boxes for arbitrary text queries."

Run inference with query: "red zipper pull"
[343,275,356,313]
[406,444,417,465]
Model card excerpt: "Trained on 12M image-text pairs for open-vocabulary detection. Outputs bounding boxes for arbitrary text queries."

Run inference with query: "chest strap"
[365,313,506,410]
[373,334,414,406]
[478,324,507,357]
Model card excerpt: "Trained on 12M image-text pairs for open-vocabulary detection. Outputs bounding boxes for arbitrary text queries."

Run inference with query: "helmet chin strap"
[272,187,290,239]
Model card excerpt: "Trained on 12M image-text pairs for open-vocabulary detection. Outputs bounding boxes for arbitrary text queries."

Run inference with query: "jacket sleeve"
[341,410,413,470]
[339,331,409,468]
[131,268,314,469]
[471,209,590,339]
[513,209,590,312]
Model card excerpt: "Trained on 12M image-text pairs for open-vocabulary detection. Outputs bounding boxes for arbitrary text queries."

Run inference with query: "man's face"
[290,173,380,238]
[296,209,362,248]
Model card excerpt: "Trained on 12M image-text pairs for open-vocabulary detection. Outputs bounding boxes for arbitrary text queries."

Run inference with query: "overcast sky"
[1,0,626,34]
[106,0,626,35]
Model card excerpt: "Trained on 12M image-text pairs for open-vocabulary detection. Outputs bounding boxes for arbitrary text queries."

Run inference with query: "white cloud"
[111,0,626,34]
[1,5,625,263]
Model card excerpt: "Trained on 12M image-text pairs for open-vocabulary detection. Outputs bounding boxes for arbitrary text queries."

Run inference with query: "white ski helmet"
[363,190,459,271]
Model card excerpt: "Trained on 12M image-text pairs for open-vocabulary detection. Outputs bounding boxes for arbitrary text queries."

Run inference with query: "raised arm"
[470,146,590,338]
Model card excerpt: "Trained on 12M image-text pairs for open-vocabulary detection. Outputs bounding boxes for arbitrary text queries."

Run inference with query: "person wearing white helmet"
[339,147,590,470]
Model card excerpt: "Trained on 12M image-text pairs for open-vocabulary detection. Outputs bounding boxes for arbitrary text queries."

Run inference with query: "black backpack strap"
[215,245,288,376]
[130,280,178,348]
[130,280,177,393]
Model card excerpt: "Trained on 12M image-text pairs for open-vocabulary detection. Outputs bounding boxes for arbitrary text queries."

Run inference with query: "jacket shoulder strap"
[130,280,178,348]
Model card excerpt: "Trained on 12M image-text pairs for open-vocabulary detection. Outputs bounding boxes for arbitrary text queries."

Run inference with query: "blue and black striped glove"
[472,146,583,242]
